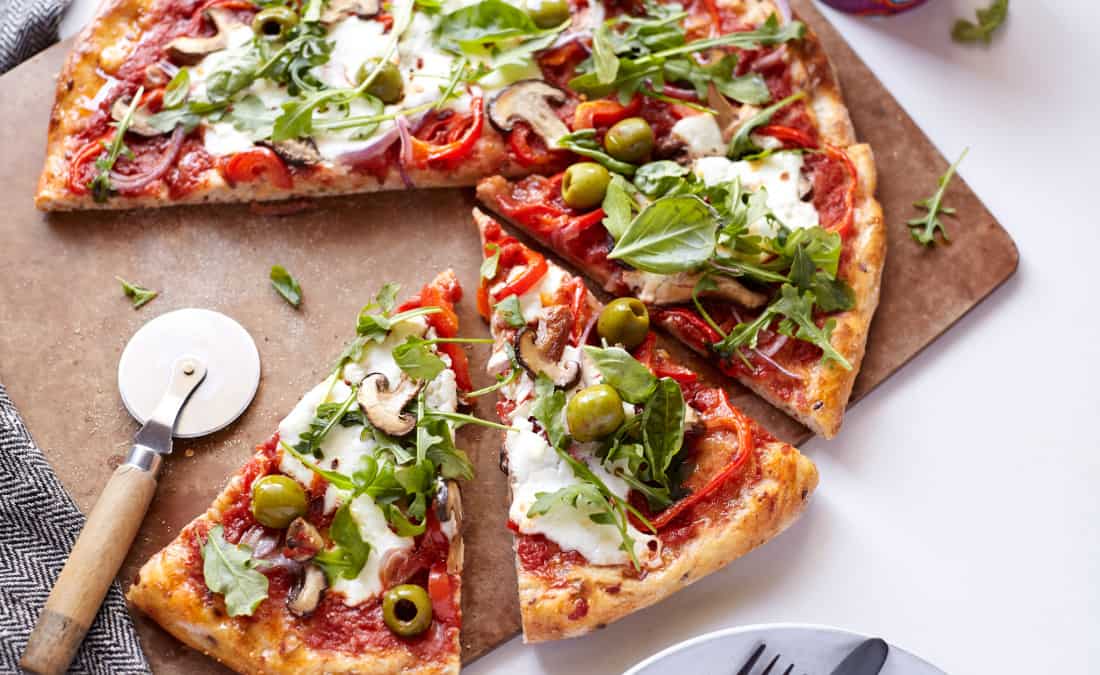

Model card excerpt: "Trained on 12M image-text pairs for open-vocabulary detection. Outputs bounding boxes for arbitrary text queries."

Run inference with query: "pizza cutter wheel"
[22,309,261,675]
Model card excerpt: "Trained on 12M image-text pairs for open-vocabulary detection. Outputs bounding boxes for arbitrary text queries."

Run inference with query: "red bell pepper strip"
[223,147,293,189]
[490,244,548,302]
[758,124,856,237]
[410,95,484,165]
[572,95,642,130]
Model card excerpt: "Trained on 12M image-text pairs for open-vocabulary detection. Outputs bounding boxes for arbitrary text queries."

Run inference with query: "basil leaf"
[228,94,277,140]
[202,525,269,617]
[632,160,690,198]
[583,345,657,404]
[436,0,542,52]
[393,337,447,382]
[480,243,501,280]
[530,373,568,451]
[640,378,685,485]
[556,129,638,176]
[207,48,262,104]
[608,195,717,273]
[163,68,190,109]
[592,23,619,84]
[116,276,158,309]
[495,295,526,328]
[727,91,807,160]
[951,0,1008,44]
[269,264,302,308]
[314,502,371,582]
[601,174,636,240]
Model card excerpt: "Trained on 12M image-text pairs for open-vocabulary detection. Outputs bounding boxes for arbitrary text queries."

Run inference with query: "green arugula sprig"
[89,86,144,203]
[908,148,967,246]
[202,525,269,616]
[269,264,302,308]
[116,276,158,309]
[952,0,1008,45]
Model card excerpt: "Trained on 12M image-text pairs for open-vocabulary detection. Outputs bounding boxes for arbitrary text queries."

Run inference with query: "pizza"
[473,208,818,640]
[127,271,478,674]
[474,10,885,437]
[35,0,812,210]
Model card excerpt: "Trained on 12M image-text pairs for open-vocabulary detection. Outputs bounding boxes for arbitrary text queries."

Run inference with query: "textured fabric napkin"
[0,384,151,673]
[0,0,71,74]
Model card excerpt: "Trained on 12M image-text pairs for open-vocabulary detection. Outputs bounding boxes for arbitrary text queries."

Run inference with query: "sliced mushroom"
[707,82,740,141]
[619,270,769,309]
[258,138,322,166]
[110,96,162,137]
[514,307,581,389]
[164,7,242,65]
[321,0,380,22]
[357,373,421,436]
[287,564,327,616]
[488,80,570,148]
[285,517,324,561]
[443,479,463,575]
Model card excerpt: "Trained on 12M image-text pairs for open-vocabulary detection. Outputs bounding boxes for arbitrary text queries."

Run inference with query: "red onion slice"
[753,348,803,381]
[758,332,788,357]
[109,125,185,193]
[335,125,400,166]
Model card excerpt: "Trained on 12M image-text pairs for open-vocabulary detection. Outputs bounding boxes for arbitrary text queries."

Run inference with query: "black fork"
[735,643,806,675]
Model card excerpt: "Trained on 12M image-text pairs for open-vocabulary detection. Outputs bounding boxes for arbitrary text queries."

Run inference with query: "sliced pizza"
[37,0,809,210]
[128,271,480,674]
[474,209,818,641]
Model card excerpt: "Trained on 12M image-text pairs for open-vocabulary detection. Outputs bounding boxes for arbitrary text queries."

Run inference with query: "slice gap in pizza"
[128,271,481,674]
[38,0,812,210]
[473,209,818,642]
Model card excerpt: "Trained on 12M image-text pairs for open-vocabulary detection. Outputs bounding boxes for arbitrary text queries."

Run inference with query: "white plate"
[624,623,947,675]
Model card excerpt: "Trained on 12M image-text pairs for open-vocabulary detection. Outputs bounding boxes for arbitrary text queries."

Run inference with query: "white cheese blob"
[332,494,415,604]
[514,264,569,323]
[202,121,257,157]
[670,113,726,158]
[314,17,391,89]
[693,152,818,236]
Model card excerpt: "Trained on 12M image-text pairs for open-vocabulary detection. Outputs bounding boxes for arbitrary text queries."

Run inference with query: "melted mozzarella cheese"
[333,494,415,604]
[342,316,428,387]
[514,264,569,323]
[693,152,818,236]
[202,122,257,157]
[314,17,390,89]
[670,114,725,158]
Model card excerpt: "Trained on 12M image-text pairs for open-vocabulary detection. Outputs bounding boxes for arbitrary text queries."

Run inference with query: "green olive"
[597,297,650,349]
[567,384,626,442]
[252,7,299,41]
[561,162,610,209]
[527,0,570,28]
[357,59,405,104]
[383,584,433,637]
[250,475,308,529]
[604,117,654,163]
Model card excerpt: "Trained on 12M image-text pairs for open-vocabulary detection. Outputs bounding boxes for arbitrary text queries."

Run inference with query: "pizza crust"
[127,449,462,675]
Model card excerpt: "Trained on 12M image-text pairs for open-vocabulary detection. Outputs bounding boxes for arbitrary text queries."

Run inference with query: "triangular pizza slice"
[128,271,475,674]
[474,209,818,641]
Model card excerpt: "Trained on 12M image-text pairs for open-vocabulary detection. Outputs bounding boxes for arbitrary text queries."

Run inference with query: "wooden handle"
[21,463,157,675]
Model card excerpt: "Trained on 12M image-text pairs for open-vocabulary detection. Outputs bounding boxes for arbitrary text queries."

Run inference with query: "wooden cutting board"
[0,1,1016,671]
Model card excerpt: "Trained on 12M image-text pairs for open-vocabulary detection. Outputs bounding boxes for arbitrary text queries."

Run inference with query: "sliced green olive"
[357,59,405,104]
[597,297,650,349]
[527,0,570,28]
[250,475,308,529]
[252,6,299,41]
[604,117,654,163]
[566,384,625,442]
[561,162,610,209]
[383,584,433,637]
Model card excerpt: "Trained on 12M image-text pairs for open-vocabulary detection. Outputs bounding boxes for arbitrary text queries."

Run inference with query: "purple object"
[818,0,928,15]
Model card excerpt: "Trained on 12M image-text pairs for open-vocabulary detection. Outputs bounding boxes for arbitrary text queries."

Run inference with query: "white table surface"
[58,1,1100,673]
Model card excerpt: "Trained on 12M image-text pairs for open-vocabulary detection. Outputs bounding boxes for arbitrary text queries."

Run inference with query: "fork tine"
[760,654,781,675]
[735,643,767,675]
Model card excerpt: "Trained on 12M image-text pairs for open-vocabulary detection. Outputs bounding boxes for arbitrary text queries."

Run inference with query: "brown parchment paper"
[0,1,1017,671]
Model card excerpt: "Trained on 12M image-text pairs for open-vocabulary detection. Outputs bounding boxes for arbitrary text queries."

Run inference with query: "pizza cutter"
[22,308,261,675]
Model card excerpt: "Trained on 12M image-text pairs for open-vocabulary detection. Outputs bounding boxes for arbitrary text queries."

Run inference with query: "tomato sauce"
[516,532,588,576]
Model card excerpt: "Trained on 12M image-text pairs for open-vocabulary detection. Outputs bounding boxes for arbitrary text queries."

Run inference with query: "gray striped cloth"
[0,385,151,673]
[0,0,70,73]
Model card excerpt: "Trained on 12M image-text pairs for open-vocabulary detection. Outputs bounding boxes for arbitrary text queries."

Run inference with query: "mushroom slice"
[287,564,327,616]
[110,96,163,137]
[619,269,769,309]
[488,80,570,149]
[259,138,322,166]
[322,0,380,22]
[514,307,581,389]
[285,517,324,561]
[164,7,241,65]
[357,373,422,436]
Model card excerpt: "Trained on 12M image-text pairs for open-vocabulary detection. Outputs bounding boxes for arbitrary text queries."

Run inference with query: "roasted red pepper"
[410,96,484,165]
[572,95,642,130]
[222,147,293,189]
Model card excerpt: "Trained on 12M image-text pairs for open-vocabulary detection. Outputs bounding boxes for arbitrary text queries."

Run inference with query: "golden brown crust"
[517,440,817,641]
[127,451,462,675]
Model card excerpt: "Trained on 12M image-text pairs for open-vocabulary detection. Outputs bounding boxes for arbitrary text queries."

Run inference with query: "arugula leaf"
[663,54,769,104]
[356,305,440,342]
[228,95,278,140]
[417,416,476,480]
[89,87,143,203]
[480,243,501,280]
[494,295,526,328]
[952,0,1008,45]
[908,148,967,246]
[393,337,446,382]
[530,373,569,450]
[632,160,690,198]
[556,129,638,175]
[607,195,717,273]
[147,100,224,134]
[163,68,190,109]
[202,525,269,616]
[640,378,685,486]
[728,90,806,159]
[592,23,619,84]
[583,345,657,404]
[116,276,158,309]
[314,502,371,582]
[270,264,302,308]
[375,282,400,314]
[207,48,263,104]
[288,387,359,459]
[601,174,637,240]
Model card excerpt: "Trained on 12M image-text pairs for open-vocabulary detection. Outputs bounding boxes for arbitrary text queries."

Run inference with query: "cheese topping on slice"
[670,113,726,158]
[693,152,818,236]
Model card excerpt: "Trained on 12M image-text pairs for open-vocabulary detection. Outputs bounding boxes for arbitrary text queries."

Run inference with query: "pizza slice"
[474,209,818,641]
[36,0,809,210]
[476,10,885,438]
[128,271,480,674]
